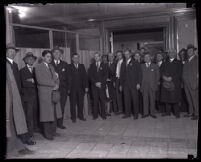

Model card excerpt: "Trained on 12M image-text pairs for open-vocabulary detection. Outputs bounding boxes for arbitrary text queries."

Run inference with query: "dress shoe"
[93,116,98,120]
[102,117,107,120]
[72,119,76,123]
[44,136,54,140]
[106,113,111,116]
[18,148,35,155]
[162,113,170,116]
[23,140,36,145]
[142,114,149,118]
[150,114,157,119]
[53,132,61,137]
[133,116,138,120]
[175,115,180,118]
[79,118,86,121]
[58,125,66,129]
[122,115,131,119]
[191,115,198,120]
[184,114,193,117]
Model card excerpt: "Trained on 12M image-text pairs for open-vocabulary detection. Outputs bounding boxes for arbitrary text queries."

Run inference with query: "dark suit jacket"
[88,62,107,90]
[182,55,198,90]
[20,66,37,102]
[107,61,117,83]
[141,63,160,92]
[120,59,142,89]
[6,59,21,93]
[69,63,88,92]
[51,60,70,92]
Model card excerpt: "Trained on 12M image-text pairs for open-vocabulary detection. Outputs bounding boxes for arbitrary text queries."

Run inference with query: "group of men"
[6,42,198,156]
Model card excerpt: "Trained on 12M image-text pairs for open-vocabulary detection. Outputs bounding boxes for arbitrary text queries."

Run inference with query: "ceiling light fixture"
[88,18,96,22]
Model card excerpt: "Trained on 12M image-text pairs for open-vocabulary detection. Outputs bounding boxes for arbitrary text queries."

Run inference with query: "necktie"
[29,67,33,73]
[96,62,99,71]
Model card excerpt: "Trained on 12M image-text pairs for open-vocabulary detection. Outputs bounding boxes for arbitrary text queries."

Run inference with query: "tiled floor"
[7,112,198,159]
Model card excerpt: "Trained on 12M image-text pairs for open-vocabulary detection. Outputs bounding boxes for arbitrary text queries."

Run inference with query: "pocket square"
[62,68,65,72]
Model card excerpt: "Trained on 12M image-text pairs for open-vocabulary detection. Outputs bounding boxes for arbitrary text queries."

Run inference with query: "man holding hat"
[51,46,70,129]
[6,43,35,156]
[20,52,40,138]
[160,49,183,118]
[182,44,199,120]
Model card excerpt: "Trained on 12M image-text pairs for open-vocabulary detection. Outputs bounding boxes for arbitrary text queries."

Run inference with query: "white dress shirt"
[116,59,123,78]
[54,59,60,65]
[158,61,162,67]
[7,57,14,64]
[43,62,49,68]
[146,62,151,68]
[126,58,131,65]
[169,58,174,62]
[188,55,195,62]
[27,65,33,73]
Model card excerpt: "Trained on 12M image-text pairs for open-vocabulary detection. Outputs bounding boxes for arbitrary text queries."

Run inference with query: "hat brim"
[52,49,64,54]
[187,47,197,51]
[7,47,19,52]
[23,55,37,61]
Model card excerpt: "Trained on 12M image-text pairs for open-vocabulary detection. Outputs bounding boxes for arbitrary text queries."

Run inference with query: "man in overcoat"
[160,49,182,118]
[35,50,62,140]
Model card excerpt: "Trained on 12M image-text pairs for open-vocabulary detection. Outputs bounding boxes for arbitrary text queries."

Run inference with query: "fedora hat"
[187,44,197,51]
[52,46,64,54]
[6,43,19,51]
[23,52,37,61]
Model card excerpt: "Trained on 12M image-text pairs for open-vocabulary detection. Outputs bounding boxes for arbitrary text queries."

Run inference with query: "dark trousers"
[57,89,68,127]
[107,81,117,113]
[42,106,57,139]
[115,79,124,113]
[138,91,143,115]
[142,88,156,115]
[165,103,180,117]
[23,95,39,136]
[184,84,198,116]
[92,86,106,118]
[123,86,139,117]
[70,89,84,120]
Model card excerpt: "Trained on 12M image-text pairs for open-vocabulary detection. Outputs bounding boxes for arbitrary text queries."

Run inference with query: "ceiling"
[9,3,186,30]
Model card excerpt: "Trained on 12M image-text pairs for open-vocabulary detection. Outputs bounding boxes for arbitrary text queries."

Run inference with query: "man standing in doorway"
[51,46,70,129]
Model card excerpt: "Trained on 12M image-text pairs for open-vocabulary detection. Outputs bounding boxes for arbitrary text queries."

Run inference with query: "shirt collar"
[43,62,49,67]
[27,64,33,68]
[7,57,14,64]
[126,58,131,64]
[169,58,174,62]
[54,59,60,64]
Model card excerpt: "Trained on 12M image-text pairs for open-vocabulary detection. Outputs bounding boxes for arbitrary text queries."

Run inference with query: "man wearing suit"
[120,49,141,119]
[51,46,70,129]
[88,52,108,120]
[155,53,165,114]
[106,53,118,114]
[20,52,40,138]
[141,53,160,118]
[69,53,88,123]
[115,51,124,114]
[160,49,182,118]
[183,44,198,120]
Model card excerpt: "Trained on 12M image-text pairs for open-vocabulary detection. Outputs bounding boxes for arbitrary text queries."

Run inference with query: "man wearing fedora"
[6,43,35,156]
[183,44,199,120]
[20,52,40,138]
[51,46,70,129]
[160,49,183,118]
